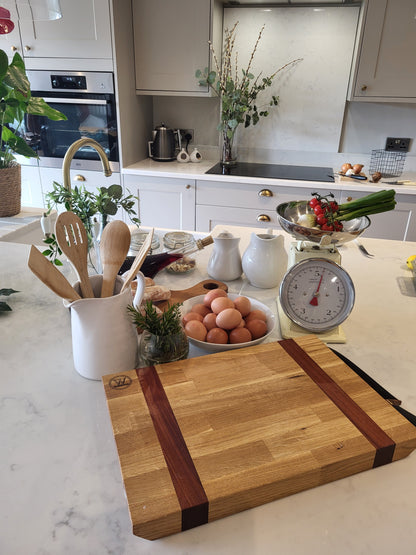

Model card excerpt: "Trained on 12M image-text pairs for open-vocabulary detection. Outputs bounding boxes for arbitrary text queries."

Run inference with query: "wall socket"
[179,129,194,146]
[385,137,411,152]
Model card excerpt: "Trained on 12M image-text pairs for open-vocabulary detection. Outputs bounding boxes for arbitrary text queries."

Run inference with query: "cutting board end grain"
[103,335,416,540]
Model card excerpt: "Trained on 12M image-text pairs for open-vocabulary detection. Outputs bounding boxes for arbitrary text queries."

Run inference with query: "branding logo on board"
[109,375,132,389]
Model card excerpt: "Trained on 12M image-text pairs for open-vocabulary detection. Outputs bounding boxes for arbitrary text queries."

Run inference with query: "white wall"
[153,5,416,173]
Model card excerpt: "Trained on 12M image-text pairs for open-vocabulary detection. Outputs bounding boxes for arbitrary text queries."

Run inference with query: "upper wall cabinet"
[0,0,113,71]
[133,0,223,96]
[349,0,416,102]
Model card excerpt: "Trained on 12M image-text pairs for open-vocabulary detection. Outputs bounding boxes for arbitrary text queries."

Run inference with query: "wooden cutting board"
[102,335,416,540]
[155,279,228,311]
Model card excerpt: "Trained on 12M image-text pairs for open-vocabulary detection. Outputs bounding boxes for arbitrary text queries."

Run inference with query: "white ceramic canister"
[64,273,145,380]
[190,148,202,163]
[242,230,286,289]
[207,231,242,281]
[177,147,190,163]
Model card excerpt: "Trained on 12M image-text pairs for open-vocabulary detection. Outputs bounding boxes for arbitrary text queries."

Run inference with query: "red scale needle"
[310,274,324,306]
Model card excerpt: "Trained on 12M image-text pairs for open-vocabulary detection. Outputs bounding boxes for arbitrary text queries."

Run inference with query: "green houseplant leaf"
[0,49,67,168]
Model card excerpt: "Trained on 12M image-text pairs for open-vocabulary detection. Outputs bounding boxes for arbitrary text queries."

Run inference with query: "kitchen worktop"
[123,158,416,195]
[2,226,416,554]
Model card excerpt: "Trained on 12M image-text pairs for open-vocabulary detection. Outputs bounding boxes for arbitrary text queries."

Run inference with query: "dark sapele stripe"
[279,339,396,467]
[136,366,208,530]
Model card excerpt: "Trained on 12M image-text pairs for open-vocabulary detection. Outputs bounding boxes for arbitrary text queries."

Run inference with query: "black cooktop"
[206,162,335,183]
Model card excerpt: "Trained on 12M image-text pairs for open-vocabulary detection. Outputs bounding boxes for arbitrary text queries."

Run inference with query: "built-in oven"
[20,70,119,172]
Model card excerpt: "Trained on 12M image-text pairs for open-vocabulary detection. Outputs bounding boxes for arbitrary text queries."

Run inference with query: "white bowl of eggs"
[181,289,276,352]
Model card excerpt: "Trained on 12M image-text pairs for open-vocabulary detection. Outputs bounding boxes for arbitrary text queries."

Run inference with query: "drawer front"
[196,205,280,232]
[196,180,338,210]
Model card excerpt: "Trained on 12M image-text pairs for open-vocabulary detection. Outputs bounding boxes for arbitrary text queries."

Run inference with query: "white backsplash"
[153,5,416,173]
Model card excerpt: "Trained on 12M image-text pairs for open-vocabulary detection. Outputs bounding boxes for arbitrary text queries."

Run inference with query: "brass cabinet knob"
[186,184,191,189]
[258,189,273,197]
[24,45,31,52]
[11,45,18,52]
[257,214,271,222]
[74,174,86,182]
[346,196,353,202]
[361,85,367,91]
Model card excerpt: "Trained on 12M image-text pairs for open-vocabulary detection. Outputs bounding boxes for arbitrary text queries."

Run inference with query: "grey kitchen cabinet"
[123,174,196,230]
[339,190,416,241]
[0,0,113,70]
[132,0,223,96]
[195,180,338,232]
[349,0,416,102]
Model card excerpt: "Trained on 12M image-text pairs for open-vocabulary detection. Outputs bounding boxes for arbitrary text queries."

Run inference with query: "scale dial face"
[279,258,355,332]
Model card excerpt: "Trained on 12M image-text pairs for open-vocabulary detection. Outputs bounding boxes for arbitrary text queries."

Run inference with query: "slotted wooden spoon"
[100,220,131,297]
[55,211,94,298]
[28,245,82,302]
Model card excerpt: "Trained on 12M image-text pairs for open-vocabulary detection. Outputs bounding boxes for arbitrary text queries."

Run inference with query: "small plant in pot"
[0,49,67,217]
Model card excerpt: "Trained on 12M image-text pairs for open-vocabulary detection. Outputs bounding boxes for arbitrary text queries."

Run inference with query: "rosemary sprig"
[127,301,183,336]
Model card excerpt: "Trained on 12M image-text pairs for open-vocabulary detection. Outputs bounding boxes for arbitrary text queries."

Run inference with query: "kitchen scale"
[276,201,371,343]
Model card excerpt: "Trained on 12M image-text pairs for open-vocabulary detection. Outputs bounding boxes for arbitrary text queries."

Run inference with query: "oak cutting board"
[102,335,416,541]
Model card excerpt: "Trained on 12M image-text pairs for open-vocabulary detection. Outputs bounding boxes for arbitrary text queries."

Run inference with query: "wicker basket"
[0,164,21,217]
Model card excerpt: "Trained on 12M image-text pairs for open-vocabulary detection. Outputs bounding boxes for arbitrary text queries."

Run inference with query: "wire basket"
[369,149,406,178]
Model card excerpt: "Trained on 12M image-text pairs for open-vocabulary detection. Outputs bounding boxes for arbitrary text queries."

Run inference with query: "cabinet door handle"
[257,214,271,222]
[346,196,353,202]
[24,45,31,52]
[186,184,191,189]
[361,85,367,92]
[258,189,273,197]
[74,174,86,182]
[11,45,18,52]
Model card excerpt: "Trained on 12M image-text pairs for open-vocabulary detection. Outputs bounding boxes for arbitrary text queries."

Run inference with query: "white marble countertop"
[2,226,416,554]
[123,158,416,195]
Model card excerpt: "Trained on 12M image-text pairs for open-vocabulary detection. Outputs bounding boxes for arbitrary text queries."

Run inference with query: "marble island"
[1,225,416,554]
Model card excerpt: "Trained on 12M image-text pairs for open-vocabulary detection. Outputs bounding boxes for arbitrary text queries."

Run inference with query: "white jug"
[207,231,242,281]
[242,230,286,289]
[65,273,145,380]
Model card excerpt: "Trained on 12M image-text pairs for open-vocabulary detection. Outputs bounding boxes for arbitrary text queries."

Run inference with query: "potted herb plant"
[128,301,189,365]
[43,181,140,269]
[0,49,67,216]
[196,22,301,167]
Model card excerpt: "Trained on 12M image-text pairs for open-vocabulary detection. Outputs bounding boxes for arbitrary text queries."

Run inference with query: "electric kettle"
[148,123,181,162]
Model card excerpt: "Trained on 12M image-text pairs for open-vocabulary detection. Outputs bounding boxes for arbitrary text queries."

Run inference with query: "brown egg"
[192,303,211,317]
[211,296,235,314]
[203,312,218,331]
[245,319,268,339]
[182,311,203,325]
[184,320,207,341]
[233,296,251,317]
[203,288,227,307]
[229,327,252,344]
[341,163,352,174]
[216,308,242,330]
[206,327,229,344]
[245,309,267,323]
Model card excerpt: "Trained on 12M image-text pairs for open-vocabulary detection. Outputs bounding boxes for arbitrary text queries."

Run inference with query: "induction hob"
[206,162,335,183]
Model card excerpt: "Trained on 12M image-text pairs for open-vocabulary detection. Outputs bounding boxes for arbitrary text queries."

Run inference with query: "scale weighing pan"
[276,201,371,245]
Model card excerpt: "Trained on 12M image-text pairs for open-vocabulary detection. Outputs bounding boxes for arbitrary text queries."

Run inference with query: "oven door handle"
[42,97,109,106]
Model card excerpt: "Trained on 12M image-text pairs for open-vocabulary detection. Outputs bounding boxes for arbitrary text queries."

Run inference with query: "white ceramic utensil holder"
[65,273,145,380]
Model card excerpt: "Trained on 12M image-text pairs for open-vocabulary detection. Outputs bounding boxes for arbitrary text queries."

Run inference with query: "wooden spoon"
[121,228,154,293]
[100,220,131,297]
[55,211,94,298]
[28,245,81,302]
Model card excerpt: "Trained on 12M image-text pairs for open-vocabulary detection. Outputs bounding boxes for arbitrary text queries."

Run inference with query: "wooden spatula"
[100,220,131,297]
[28,245,81,302]
[55,211,94,298]
[121,228,154,293]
